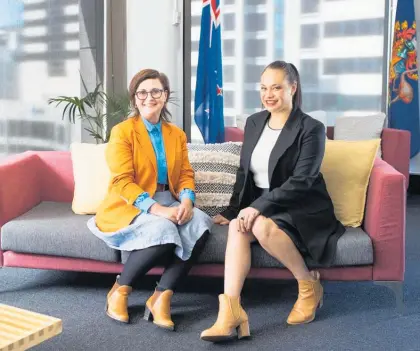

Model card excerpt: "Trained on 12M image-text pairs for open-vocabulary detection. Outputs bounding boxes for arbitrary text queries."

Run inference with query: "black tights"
[118,230,209,291]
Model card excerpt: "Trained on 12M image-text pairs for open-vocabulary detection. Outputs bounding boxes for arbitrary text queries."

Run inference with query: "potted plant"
[48,79,131,144]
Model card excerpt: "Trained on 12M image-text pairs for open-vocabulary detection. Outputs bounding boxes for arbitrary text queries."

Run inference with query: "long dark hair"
[128,69,172,122]
[262,60,302,109]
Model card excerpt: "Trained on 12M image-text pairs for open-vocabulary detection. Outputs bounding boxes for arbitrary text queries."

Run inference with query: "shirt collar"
[142,116,162,133]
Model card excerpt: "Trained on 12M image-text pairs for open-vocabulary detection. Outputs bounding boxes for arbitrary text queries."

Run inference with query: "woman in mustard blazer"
[87,69,212,330]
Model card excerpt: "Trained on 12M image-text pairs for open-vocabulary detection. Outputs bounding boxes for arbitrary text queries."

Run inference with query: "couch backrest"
[33,124,408,202]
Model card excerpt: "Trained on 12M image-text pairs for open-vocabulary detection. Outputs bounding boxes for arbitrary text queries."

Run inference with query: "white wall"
[126,0,184,127]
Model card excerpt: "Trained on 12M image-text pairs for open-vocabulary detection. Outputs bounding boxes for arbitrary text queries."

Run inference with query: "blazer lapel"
[133,117,157,173]
[243,111,270,175]
[161,122,176,178]
[268,108,302,183]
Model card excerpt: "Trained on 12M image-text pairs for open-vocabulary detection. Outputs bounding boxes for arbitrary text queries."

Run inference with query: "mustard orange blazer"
[95,117,195,233]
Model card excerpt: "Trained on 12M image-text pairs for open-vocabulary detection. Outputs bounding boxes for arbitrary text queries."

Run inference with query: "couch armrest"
[364,158,406,281]
[381,128,410,188]
[0,152,42,266]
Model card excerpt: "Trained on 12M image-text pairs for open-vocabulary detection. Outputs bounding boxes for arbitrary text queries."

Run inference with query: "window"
[245,0,267,5]
[245,13,266,31]
[0,0,80,157]
[222,39,235,56]
[224,90,235,108]
[323,57,382,74]
[244,39,266,57]
[224,65,235,83]
[301,24,319,49]
[245,64,265,83]
[244,90,261,109]
[223,13,235,31]
[300,59,318,85]
[191,15,201,26]
[324,18,384,37]
[191,40,199,51]
[190,0,387,143]
[303,93,321,111]
[301,0,319,14]
[322,94,381,110]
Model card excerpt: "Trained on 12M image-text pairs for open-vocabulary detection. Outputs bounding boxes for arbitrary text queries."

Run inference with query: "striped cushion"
[188,142,242,216]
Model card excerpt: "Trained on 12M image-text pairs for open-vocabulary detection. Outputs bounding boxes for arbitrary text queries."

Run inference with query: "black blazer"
[221,107,345,264]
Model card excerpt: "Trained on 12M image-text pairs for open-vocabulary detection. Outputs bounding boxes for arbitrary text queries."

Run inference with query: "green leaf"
[49,75,131,143]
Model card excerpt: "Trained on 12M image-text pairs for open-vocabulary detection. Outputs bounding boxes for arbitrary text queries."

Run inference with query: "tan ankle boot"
[287,271,323,325]
[144,290,175,330]
[106,276,132,323]
[200,294,250,342]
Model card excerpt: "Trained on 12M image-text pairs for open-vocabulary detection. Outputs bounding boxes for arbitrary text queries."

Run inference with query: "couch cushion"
[121,225,373,267]
[71,142,110,215]
[334,112,386,158]
[194,225,373,268]
[321,139,380,227]
[1,202,119,262]
[187,142,242,217]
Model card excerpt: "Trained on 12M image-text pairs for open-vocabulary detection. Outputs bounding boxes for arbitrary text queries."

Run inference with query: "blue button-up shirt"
[144,117,168,185]
[133,117,195,213]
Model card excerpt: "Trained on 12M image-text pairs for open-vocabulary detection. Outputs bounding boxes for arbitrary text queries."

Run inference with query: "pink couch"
[0,131,406,309]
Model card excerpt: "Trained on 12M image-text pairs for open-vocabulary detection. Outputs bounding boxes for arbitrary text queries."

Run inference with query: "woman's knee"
[228,219,255,242]
[252,216,277,245]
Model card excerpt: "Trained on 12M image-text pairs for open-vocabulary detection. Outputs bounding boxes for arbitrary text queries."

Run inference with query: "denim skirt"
[87,191,213,261]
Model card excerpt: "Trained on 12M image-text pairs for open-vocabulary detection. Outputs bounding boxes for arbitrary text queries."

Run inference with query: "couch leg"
[374,281,405,314]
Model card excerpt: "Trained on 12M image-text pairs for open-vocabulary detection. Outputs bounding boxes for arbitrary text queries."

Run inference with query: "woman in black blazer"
[201,61,345,342]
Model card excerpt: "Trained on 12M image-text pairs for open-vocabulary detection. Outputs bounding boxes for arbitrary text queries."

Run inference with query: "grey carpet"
[1,195,420,351]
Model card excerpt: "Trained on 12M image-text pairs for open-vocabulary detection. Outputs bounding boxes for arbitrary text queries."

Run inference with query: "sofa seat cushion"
[195,225,373,268]
[1,202,120,263]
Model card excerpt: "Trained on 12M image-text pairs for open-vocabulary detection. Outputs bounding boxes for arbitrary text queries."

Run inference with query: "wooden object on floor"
[0,303,62,351]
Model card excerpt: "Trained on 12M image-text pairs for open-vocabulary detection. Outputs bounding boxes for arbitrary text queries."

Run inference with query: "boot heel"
[143,307,153,321]
[236,320,250,339]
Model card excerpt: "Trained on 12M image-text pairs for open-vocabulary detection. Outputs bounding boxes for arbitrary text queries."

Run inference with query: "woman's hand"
[237,207,260,233]
[177,199,194,225]
[213,214,230,225]
[149,203,179,224]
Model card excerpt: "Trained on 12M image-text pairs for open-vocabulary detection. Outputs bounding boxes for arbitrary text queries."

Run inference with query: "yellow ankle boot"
[200,294,250,342]
[287,271,323,325]
[106,276,132,323]
[144,290,175,331]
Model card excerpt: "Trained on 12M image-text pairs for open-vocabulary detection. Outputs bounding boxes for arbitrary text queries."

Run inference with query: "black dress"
[220,107,345,266]
[252,186,308,257]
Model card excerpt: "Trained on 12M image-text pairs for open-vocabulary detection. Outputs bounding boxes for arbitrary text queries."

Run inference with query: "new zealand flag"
[194,0,225,143]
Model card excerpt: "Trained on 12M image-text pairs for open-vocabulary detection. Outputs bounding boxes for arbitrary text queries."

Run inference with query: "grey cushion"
[1,202,120,263]
[197,225,373,268]
[1,201,372,268]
